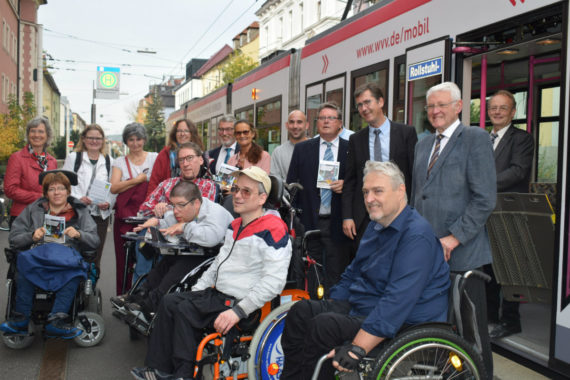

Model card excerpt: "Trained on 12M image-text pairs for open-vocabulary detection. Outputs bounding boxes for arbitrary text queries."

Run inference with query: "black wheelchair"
[1,247,105,349]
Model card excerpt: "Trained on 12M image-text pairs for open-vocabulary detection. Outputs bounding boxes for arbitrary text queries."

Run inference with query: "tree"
[143,88,166,152]
[52,129,81,159]
[219,50,259,87]
[0,93,35,162]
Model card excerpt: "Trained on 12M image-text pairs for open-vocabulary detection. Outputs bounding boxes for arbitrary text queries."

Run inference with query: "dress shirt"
[428,119,460,165]
[215,141,238,173]
[318,136,340,215]
[491,124,511,151]
[368,118,391,162]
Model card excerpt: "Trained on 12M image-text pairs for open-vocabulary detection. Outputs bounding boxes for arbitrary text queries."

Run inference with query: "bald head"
[286,110,309,143]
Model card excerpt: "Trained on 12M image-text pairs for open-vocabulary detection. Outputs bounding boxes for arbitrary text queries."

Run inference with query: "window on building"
[3,20,8,51]
[12,33,16,61]
[279,16,283,42]
[289,10,293,39]
[317,1,321,21]
[300,3,304,31]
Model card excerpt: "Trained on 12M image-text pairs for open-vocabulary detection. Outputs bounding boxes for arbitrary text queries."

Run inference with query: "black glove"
[333,344,366,371]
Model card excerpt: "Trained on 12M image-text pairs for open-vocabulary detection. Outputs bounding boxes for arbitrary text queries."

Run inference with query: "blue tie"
[320,142,333,209]
[224,147,232,164]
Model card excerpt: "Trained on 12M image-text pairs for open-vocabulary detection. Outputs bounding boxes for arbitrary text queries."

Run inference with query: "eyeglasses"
[424,101,457,111]
[176,130,191,135]
[178,155,199,164]
[317,116,340,121]
[48,186,67,193]
[230,185,258,198]
[235,130,251,136]
[219,127,234,133]
[169,199,194,210]
[356,99,374,110]
[488,105,512,112]
[85,136,103,142]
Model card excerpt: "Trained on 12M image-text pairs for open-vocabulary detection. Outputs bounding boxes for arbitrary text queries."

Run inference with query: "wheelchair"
[1,247,105,349]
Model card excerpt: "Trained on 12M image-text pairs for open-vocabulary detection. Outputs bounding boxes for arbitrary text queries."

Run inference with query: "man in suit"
[208,115,240,175]
[342,83,417,245]
[486,90,534,339]
[410,82,496,378]
[287,102,350,293]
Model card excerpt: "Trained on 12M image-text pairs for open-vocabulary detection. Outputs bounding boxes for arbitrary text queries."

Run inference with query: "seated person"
[280,161,450,380]
[131,167,292,380]
[134,142,218,281]
[0,171,100,339]
[110,180,234,318]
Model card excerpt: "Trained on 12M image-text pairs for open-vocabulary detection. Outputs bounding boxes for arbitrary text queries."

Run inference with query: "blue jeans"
[14,272,81,317]
[133,229,161,285]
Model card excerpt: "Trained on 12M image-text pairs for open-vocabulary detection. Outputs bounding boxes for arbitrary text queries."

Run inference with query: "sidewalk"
[493,353,549,380]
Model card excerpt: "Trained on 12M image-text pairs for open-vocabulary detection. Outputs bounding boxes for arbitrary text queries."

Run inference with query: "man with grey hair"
[410,81,496,378]
[270,109,309,180]
[281,161,449,380]
[208,114,240,174]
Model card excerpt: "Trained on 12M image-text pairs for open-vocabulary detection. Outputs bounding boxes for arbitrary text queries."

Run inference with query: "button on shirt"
[215,142,238,174]
[368,118,391,162]
[319,136,340,216]
[491,124,511,151]
[427,119,460,166]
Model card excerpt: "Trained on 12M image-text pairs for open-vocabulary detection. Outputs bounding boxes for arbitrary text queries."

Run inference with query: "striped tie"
[373,128,382,161]
[427,134,444,178]
[490,133,498,150]
[320,142,333,208]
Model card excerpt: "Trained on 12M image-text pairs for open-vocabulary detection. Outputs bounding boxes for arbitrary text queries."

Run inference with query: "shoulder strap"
[125,156,134,179]
[73,152,82,173]
[105,154,111,175]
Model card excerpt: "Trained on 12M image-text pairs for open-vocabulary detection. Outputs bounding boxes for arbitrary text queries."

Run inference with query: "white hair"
[426,82,461,102]
[363,160,407,202]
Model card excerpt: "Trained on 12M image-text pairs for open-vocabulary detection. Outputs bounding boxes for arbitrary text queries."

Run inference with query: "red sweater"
[146,146,172,198]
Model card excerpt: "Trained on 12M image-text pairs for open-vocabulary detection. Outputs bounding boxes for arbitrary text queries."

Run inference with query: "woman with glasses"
[4,117,57,225]
[62,124,115,271]
[110,123,158,295]
[227,120,271,174]
[146,119,204,196]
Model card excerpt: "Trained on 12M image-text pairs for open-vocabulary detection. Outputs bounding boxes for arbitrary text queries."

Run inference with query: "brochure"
[216,163,239,190]
[44,214,66,243]
[87,178,111,204]
[317,160,340,189]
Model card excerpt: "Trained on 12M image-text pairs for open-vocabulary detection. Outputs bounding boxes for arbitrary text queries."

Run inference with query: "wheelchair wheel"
[372,326,486,380]
[73,312,105,347]
[1,322,35,349]
[247,301,297,380]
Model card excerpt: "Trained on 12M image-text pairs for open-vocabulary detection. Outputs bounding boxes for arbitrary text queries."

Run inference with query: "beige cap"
[231,166,271,194]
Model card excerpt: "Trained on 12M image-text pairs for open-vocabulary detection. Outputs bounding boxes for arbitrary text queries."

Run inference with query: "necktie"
[224,147,232,164]
[490,133,498,149]
[373,128,382,161]
[320,142,333,209]
[427,134,444,178]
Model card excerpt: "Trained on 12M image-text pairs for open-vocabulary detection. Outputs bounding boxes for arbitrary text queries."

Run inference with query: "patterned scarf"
[28,144,48,171]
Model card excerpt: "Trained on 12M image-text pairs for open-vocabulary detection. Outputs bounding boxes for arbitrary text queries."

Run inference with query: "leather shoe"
[490,322,521,339]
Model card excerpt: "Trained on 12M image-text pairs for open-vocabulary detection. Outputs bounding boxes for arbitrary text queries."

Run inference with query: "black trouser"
[142,255,206,313]
[145,288,233,378]
[281,299,363,380]
[453,268,493,380]
[483,263,520,326]
[92,215,109,270]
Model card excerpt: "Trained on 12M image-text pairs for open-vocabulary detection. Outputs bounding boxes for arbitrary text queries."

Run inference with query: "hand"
[133,217,158,233]
[80,196,92,205]
[97,202,109,211]
[440,235,460,261]
[136,172,148,183]
[330,179,344,194]
[153,202,170,218]
[64,227,81,239]
[160,222,185,236]
[332,344,365,372]
[342,219,356,240]
[32,227,46,242]
[213,309,240,335]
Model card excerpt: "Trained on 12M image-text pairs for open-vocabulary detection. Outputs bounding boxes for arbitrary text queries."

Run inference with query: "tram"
[171,0,570,376]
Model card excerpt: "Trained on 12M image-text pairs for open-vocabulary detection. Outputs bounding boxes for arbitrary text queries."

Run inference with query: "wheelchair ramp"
[486,193,555,304]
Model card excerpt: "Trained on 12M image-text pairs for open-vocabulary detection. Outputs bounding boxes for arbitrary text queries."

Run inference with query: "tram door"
[404,37,452,136]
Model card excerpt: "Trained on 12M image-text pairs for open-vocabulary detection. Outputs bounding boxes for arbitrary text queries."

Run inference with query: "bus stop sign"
[96,66,120,99]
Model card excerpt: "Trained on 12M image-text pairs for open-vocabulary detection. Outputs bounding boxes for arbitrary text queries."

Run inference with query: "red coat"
[146,146,172,198]
[5,147,57,216]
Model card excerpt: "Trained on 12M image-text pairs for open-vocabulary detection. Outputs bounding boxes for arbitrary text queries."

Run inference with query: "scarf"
[28,144,48,171]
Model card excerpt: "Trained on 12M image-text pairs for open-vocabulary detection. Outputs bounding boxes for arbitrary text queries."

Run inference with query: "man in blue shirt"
[281,161,450,380]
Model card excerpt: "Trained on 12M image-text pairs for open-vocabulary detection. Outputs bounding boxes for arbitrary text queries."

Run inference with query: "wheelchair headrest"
[39,170,78,186]
[264,175,284,209]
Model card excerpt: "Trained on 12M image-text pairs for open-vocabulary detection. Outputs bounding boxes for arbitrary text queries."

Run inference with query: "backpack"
[73,151,111,175]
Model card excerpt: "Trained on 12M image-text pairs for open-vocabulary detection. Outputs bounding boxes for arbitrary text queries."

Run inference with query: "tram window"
[351,67,388,132]
[504,60,528,86]
[409,75,439,137]
[235,107,254,123]
[201,121,210,150]
[537,121,558,183]
[307,94,322,136]
[393,55,406,123]
[326,88,343,111]
[257,126,281,154]
[540,87,560,118]
[256,98,282,152]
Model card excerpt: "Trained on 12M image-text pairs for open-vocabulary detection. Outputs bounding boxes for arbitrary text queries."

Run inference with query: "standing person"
[410,82,496,378]
[207,115,240,175]
[62,124,115,271]
[287,103,350,294]
[270,110,309,181]
[110,123,158,295]
[146,119,204,197]
[342,83,417,247]
[227,120,271,173]
[485,90,534,339]
[4,117,57,225]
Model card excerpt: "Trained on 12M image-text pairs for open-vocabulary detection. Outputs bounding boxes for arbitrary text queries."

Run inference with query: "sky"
[39,0,260,136]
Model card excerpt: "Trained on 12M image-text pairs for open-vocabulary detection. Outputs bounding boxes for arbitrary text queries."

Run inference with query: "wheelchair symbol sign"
[99,72,118,89]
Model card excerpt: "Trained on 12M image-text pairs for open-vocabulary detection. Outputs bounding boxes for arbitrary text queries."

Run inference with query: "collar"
[369,118,390,135]
[319,135,340,148]
[373,205,411,232]
[438,119,460,139]
[492,124,511,139]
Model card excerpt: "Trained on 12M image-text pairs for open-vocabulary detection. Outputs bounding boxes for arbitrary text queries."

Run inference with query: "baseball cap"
[231,166,271,194]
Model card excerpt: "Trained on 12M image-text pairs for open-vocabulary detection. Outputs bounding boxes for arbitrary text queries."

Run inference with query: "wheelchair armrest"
[81,250,97,263]
[5,247,17,264]
[302,230,321,251]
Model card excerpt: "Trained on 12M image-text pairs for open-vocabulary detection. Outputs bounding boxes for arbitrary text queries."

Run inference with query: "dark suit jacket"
[342,121,417,233]
[207,144,240,174]
[287,137,348,242]
[494,126,534,193]
[411,123,496,272]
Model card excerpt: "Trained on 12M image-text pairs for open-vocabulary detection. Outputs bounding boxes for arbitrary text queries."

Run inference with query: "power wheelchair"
[1,246,105,349]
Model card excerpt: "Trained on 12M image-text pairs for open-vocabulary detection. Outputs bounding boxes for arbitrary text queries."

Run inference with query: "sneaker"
[0,318,29,334]
[131,367,172,380]
[110,294,131,308]
[45,315,83,339]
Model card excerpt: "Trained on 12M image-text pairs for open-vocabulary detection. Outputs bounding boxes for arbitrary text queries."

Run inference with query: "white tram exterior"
[176,0,570,374]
